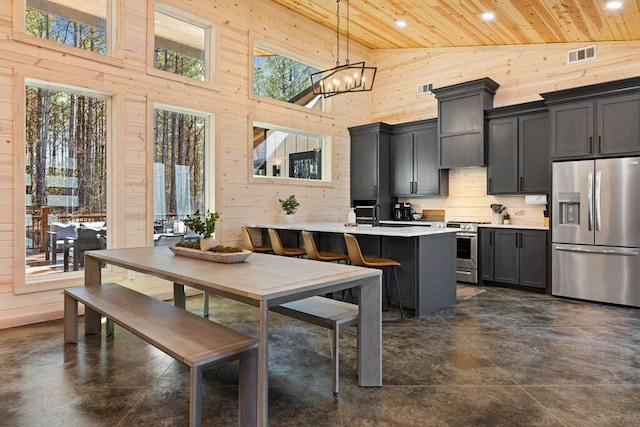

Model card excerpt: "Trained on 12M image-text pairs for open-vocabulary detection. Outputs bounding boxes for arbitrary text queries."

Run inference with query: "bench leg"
[64,293,78,343]
[239,348,258,427]
[203,291,209,317]
[189,365,202,427]
[332,326,339,394]
[173,283,186,310]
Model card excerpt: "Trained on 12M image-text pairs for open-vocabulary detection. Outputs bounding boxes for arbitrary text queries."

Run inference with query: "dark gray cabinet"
[486,102,550,194]
[541,77,640,159]
[390,119,448,197]
[432,77,499,168]
[349,123,393,221]
[480,227,548,290]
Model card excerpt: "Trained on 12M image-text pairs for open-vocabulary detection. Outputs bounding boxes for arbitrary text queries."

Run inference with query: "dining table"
[83,246,382,426]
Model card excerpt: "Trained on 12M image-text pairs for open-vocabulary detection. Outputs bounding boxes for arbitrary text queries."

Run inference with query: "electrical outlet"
[127,270,135,280]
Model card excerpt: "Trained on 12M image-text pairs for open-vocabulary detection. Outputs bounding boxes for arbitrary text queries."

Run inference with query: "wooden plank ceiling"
[271,0,640,49]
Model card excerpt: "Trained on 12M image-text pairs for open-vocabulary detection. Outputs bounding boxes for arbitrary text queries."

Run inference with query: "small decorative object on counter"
[490,203,505,224]
[279,194,299,223]
[182,210,220,251]
[347,208,356,224]
[502,212,511,225]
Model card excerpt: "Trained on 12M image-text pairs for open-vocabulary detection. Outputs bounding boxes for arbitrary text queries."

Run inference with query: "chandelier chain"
[346,0,350,65]
[335,0,340,67]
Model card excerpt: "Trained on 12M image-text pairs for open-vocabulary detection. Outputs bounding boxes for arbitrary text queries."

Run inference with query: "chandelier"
[310,0,377,98]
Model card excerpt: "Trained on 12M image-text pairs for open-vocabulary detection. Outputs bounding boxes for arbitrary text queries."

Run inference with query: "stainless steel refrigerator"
[552,157,640,306]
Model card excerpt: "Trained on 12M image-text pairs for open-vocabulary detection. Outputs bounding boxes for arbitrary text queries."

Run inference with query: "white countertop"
[247,222,458,238]
[379,220,442,226]
[478,224,549,231]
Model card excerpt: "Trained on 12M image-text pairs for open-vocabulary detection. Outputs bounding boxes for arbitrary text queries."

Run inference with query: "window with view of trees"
[25,0,108,54]
[153,107,207,224]
[25,83,108,276]
[253,45,324,111]
[154,7,207,81]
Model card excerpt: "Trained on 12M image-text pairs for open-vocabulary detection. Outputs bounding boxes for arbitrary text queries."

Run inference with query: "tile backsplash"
[400,167,547,226]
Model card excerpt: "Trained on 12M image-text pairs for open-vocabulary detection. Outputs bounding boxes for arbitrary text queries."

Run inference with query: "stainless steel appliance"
[393,203,403,220]
[402,202,412,221]
[552,157,640,306]
[446,221,480,284]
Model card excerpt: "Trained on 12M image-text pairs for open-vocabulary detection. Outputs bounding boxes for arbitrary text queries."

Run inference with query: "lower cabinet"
[479,227,548,290]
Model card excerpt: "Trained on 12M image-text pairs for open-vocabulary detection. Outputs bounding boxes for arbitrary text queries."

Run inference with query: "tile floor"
[2,286,640,426]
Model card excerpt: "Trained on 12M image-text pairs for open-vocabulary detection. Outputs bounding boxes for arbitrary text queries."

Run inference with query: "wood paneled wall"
[1,0,639,328]
[0,0,370,328]
[373,41,640,223]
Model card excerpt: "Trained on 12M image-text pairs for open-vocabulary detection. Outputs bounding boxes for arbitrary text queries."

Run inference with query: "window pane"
[154,109,206,226]
[25,0,107,54]
[253,46,324,111]
[25,86,108,276]
[154,11,206,81]
[253,124,325,180]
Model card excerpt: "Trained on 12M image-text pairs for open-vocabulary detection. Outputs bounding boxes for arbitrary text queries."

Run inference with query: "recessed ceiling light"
[481,12,496,21]
[606,1,623,9]
[396,19,407,28]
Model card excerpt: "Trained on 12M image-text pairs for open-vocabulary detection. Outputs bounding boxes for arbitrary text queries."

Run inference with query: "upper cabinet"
[541,77,640,159]
[390,119,448,197]
[432,77,499,168]
[486,101,550,194]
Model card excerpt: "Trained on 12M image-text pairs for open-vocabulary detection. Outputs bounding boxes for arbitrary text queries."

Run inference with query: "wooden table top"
[86,247,380,303]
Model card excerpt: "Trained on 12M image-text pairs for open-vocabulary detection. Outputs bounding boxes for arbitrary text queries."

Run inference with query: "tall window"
[25,83,108,276]
[154,5,209,81]
[253,45,324,111]
[25,0,108,54]
[153,107,207,224]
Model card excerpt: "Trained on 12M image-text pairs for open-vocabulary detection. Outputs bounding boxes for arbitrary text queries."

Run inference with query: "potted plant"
[279,194,299,223]
[502,212,511,225]
[183,210,220,250]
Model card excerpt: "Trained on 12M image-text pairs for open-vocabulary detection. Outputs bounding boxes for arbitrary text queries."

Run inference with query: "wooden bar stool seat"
[241,226,273,253]
[344,233,406,321]
[268,229,306,257]
[302,230,349,263]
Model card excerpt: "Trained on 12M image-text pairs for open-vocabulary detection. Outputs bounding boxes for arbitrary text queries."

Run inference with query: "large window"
[153,106,207,225]
[153,4,209,82]
[253,123,329,181]
[253,44,324,111]
[25,83,108,277]
[25,0,109,54]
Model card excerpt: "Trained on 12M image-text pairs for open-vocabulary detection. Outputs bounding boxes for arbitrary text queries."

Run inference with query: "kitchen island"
[247,223,458,316]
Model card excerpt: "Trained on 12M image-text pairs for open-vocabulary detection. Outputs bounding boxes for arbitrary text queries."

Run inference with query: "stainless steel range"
[445,221,481,284]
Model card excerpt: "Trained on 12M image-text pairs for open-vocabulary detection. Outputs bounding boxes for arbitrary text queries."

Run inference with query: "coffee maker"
[393,203,404,221]
[402,202,412,220]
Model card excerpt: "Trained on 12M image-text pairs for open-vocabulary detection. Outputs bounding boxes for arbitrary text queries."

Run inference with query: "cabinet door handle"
[413,181,418,194]
[373,185,378,198]
[515,232,519,248]
[519,176,524,190]
[490,231,493,246]
[598,135,602,153]
[519,232,523,248]
[488,178,493,192]
[589,136,593,153]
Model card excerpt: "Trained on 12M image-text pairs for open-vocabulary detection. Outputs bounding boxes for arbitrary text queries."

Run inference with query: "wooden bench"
[270,296,358,394]
[64,283,259,427]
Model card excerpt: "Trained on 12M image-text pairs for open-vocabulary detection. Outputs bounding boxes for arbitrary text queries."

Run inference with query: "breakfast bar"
[248,223,458,316]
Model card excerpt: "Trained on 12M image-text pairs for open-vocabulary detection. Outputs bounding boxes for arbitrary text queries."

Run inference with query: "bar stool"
[301,231,349,263]
[268,229,306,257]
[241,226,273,253]
[343,233,405,321]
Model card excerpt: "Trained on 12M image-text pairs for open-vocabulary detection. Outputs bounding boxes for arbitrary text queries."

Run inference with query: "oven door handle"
[456,233,477,238]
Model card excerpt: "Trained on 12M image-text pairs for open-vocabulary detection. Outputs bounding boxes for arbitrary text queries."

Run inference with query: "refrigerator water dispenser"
[557,193,580,225]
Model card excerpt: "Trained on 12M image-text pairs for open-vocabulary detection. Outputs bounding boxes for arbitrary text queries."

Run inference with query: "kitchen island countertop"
[247,222,458,237]
[478,224,548,231]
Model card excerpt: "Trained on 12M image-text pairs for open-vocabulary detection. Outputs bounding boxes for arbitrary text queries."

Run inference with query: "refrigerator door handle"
[587,172,593,231]
[554,245,639,257]
[595,170,602,231]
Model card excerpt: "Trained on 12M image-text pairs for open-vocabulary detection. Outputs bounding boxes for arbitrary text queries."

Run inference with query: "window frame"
[147,1,218,89]
[148,101,215,244]
[249,32,333,118]
[13,0,124,67]
[14,72,121,294]
[248,119,333,187]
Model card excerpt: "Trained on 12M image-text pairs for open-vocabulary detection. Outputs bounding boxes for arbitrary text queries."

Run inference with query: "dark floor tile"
[524,385,640,427]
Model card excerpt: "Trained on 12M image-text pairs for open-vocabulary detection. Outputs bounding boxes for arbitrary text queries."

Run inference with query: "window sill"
[249,175,333,188]
[146,67,220,92]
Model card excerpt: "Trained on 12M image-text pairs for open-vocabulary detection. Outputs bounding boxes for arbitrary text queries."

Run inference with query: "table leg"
[357,274,382,387]
[258,301,269,427]
[173,283,186,310]
[84,255,102,334]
